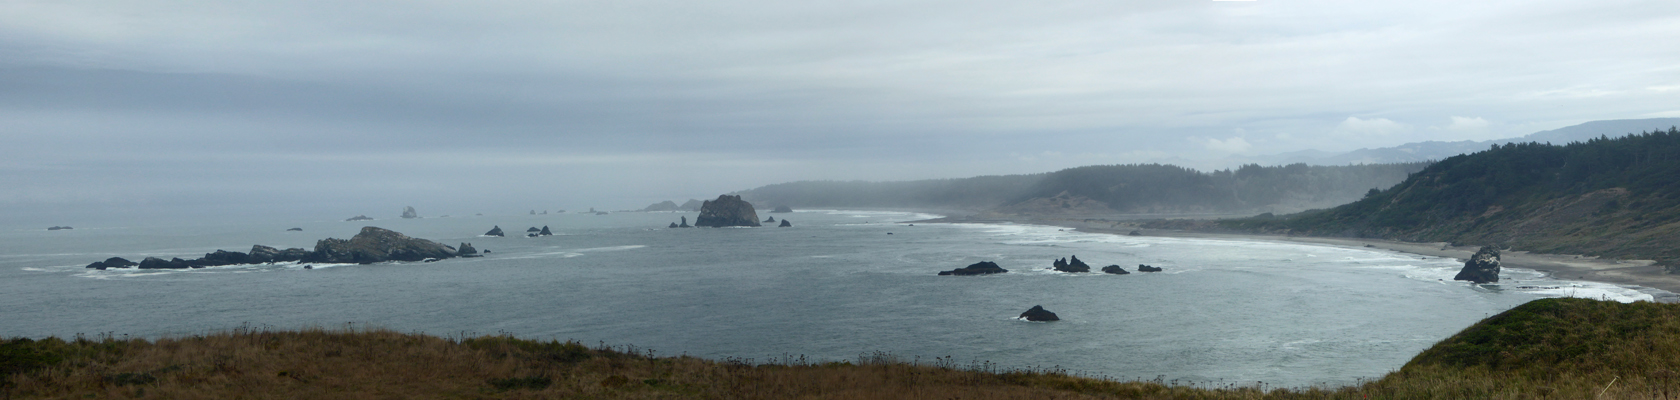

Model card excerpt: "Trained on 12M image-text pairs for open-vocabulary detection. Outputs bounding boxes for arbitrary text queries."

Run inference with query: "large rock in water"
[1454,246,1502,283]
[1052,256,1091,273]
[458,242,481,257]
[1019,305,1059,321]
[401,206,419,219]
[694,195,761,227]
[939,261,1008,276]
[539,226,553,236]
[303,227,458,264]
[484,226,505,237]
[1101,265,1130,274]
[778,219,792,227]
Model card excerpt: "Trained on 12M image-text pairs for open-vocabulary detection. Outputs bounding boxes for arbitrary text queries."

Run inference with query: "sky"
[3,0,1679,223]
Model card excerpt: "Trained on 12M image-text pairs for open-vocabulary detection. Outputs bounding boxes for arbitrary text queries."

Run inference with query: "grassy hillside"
[4,298,1679,399]
[1217,127,1680,267]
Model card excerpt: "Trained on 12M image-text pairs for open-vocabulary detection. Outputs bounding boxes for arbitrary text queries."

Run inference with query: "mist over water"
[0,210,1649,387]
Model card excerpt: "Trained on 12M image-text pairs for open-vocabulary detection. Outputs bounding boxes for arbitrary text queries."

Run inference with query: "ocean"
[0,210,1656,388]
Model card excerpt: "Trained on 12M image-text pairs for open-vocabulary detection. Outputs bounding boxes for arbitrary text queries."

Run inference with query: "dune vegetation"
[4,298,1679,399]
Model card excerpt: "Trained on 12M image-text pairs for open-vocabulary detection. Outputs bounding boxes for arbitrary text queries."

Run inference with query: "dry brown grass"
[6,298,1680,399]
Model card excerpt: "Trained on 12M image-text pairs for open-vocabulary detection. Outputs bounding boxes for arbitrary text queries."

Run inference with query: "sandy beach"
[917,215,1680,303]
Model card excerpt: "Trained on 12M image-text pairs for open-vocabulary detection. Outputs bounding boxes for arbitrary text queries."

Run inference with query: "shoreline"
[915,215,1680,303]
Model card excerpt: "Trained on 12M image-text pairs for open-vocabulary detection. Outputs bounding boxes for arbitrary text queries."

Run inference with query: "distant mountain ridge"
[1192,118,1680,168]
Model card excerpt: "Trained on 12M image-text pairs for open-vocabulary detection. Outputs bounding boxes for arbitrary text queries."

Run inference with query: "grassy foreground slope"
[4,298,1680,399]
[1211,127,1680,268]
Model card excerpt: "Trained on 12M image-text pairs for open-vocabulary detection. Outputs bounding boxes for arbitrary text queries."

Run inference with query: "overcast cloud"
[3,0,1678,223]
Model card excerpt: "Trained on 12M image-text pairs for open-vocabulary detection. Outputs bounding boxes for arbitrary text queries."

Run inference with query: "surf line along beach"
[919,215,1680,303]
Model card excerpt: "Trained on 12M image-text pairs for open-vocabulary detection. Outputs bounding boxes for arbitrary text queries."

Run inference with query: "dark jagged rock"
[938,261,1009,276]
[1052,256,1090,273]
[1137,264,1162,272]
[286,227,303,231]
[485,226,505,237]
[138,257,190,269]
[198,250,251,266]
[458,243,481,257]
[401,206,419,219]
[275,248,310,262]
[779,219,791,227]
[249,245,281,263]
[47,226,73,230]
[1018,305,1060,321]
[86,257,137,270]
[1102,265,1130,274]
[302,226,458,264]
[526,227,541,233]
[539,226,553,236]
[679,216,691,228]
[345,215,373,221]
[695,195,761,227]
[641,200,681,212]
[764,216,776,223]
[771,205,793,213]
[1453,246,1502,283]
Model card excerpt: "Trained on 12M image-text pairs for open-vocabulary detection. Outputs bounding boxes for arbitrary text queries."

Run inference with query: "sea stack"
[1052,256,1091,273]
[778,219,791,227]
[539,226,553,236]
[458,243,481,257]
[485,226,505,237]
[764,216,775,223]
[1018,305,1059,321]
[401,206,419,219]
[679,216,691,228]
[694,195,761,227]
[1453,246,1502,283]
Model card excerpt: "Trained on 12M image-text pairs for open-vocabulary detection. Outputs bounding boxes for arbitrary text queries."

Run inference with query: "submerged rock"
[939,261,1009,276]
[1052,256,1091,273]
[485,226,505,237]
[1453,246,1502,283]
[1101,265,1130,274]
[1018,305,1059,321]
[779,219,792,227]
[1137,264,1162,272]
[303,226,458,264]
[695,195,762,227]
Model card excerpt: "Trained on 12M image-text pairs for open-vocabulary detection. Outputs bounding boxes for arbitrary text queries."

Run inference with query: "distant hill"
[1179,118,1680,169]
[736,162,1428,216]
[1214,126,1680,266]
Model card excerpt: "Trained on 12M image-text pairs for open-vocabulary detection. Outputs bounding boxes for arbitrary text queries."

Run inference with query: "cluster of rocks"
[668,216,693,228]
[85,227,469,269]
[1453,246,1502,283]
[526,226,553,237]
[1052,256,1091,272]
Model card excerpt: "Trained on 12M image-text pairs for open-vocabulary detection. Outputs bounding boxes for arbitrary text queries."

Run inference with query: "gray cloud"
[3,0,1678,223]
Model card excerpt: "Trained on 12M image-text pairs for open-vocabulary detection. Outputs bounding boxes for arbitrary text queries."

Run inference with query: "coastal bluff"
[694,195,761,227]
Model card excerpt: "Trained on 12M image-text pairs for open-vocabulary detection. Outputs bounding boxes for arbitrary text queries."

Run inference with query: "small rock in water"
[1137,264,1162,272]
[1019,305,1059,321]
[1101,265,1130,274]
[287,227,303,231]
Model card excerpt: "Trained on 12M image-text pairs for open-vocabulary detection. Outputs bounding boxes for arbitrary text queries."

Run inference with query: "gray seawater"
[0,210,1655,388]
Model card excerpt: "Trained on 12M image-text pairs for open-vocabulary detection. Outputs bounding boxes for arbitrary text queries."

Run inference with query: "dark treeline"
[736,162,1428,214]
[1220,127,1680,265]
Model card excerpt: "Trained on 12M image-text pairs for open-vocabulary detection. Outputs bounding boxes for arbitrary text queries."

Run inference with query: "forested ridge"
[1216,127,1680,266]
[736,162,1428,215]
